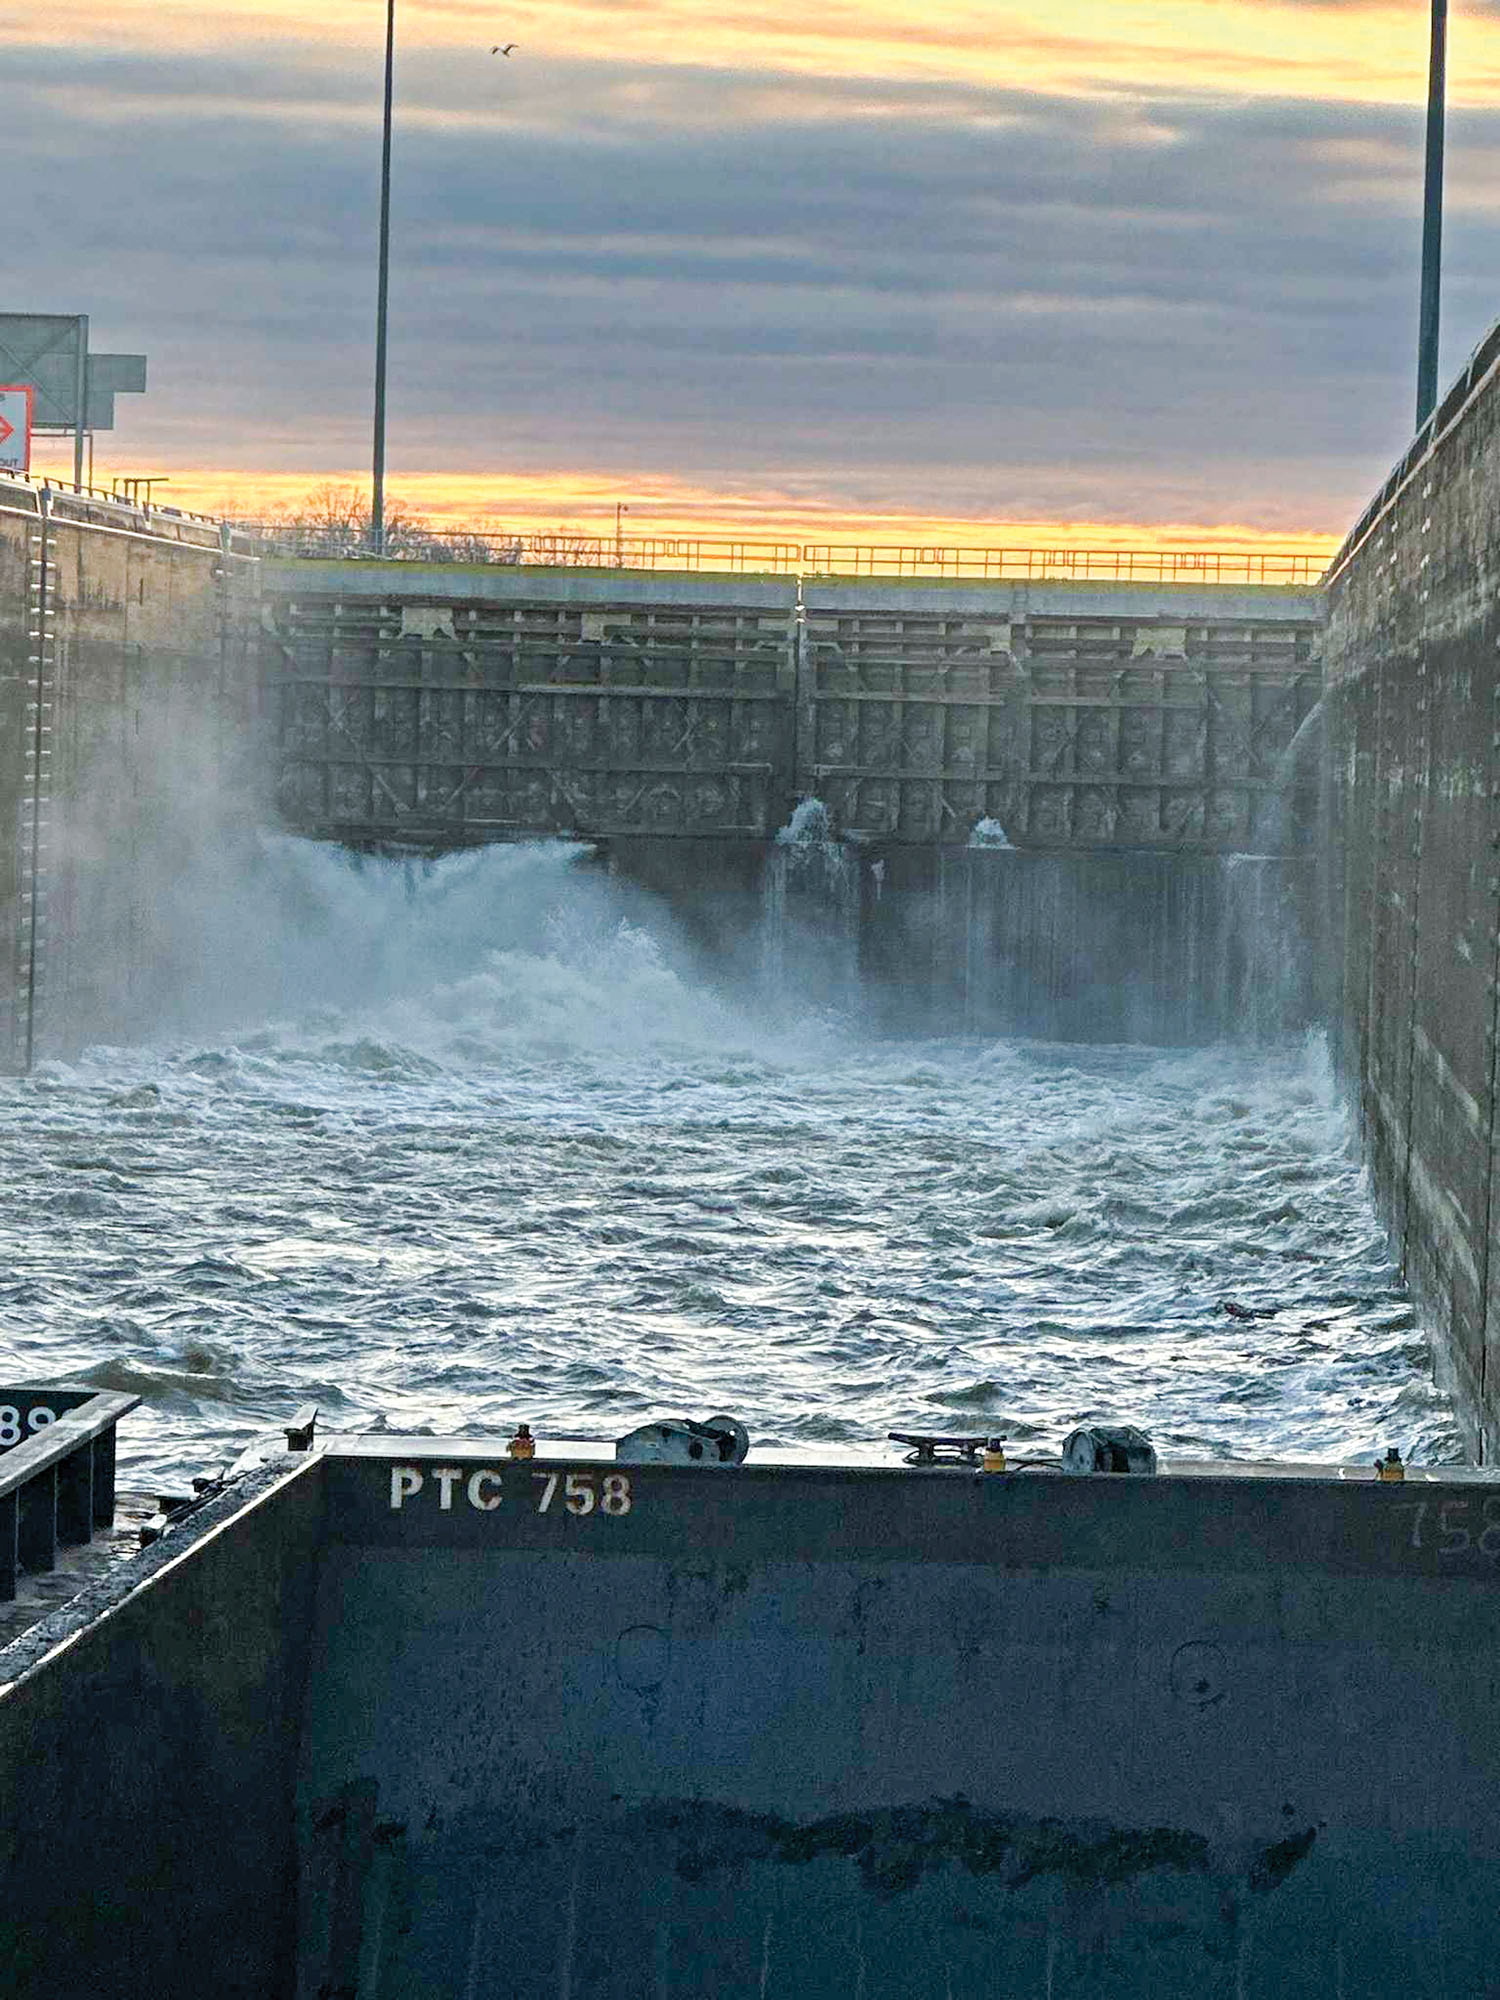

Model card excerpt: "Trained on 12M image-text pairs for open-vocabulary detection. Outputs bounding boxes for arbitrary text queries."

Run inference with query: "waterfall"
[857,845,1312,1045]
[761,799,862,1013]
[967,817,1013,850]
[1221,851,1312,1042]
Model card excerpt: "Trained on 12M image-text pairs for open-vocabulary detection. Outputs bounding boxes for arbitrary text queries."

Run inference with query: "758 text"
[1397,1494,1500,1558]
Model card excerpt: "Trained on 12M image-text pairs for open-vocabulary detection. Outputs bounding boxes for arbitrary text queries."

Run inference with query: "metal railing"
[799,544,1327,584]
[0,466,228,529]
[236,521,1330,585]
[0,484,1332,584]
[238,524,804,573]
[0,1386,139,1600]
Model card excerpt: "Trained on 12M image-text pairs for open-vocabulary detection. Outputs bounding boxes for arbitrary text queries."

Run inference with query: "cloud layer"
[9,1,1500,535]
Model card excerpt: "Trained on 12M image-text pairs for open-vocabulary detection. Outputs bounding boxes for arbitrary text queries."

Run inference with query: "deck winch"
[1062,1424,1158,1475]
[614,1414,750,1466]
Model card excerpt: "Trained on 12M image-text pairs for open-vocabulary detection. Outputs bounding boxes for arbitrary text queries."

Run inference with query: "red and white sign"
[0,385,33,474]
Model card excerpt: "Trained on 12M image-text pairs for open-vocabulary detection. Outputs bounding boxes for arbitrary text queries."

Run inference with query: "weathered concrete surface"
[0,1456,323,2000]
[1324,316,1500,1456]
[261,562,1321,851]
[0,480,260,1067]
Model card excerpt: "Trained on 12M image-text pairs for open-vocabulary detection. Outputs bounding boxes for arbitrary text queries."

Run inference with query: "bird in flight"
[491,42,517,54]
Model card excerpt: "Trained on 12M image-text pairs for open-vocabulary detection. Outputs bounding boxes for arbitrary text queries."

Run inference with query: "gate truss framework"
[262,574,1323,850]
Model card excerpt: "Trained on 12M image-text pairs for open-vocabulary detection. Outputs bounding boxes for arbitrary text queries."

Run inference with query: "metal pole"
[72,314,88,490]
[371,0,396,554]
[24,484,51,1071]
[1416,0,1447,430]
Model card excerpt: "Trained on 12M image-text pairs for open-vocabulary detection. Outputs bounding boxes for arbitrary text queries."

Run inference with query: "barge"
[1,1404,1498,1997]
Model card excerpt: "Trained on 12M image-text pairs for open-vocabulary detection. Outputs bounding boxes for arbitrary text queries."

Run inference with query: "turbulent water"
[0,838,1461,1486]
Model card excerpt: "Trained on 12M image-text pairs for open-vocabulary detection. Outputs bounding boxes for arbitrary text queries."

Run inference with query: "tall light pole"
[1416,0,1447,430]
[371,0,396,553]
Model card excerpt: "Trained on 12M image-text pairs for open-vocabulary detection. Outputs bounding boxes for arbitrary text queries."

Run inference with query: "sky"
[7,0,1500,547]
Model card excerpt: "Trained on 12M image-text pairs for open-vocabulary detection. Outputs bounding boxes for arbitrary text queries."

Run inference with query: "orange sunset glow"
[22,447,1343,558]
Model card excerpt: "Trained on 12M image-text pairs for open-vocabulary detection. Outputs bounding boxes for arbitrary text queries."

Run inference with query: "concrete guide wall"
[0,480,261,1067]
[1324,314,1500,1456]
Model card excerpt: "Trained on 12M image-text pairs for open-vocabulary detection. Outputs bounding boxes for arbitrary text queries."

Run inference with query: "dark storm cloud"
[6,37,1499,524]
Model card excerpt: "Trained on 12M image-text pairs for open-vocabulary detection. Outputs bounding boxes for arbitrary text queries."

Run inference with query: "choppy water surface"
[0,840,1461,1484]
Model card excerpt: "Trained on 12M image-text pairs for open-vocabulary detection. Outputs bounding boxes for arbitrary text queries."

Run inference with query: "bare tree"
[255,485,447,559]
[238,490,611,568]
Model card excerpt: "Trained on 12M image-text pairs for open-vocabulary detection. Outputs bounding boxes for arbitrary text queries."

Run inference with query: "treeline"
[237,484,618,566]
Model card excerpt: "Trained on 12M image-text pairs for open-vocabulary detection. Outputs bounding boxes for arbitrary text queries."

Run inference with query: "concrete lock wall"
[0,480,261,1068]
[1324,316,1500,1457]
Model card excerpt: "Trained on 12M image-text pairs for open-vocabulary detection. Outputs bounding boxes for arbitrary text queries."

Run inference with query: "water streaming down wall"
[760,800,863,1013]
[602,795,1314,1045]
[616,802,1307,1043]
[856,846,1313,1043]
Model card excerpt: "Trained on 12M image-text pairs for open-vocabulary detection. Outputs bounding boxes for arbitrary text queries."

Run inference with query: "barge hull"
[3,1442,1500,1997]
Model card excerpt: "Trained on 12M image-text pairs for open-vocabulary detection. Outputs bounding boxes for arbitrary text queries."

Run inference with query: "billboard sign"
[0,315,85,429]
[0,317,146,434]
[0,385,32,473]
